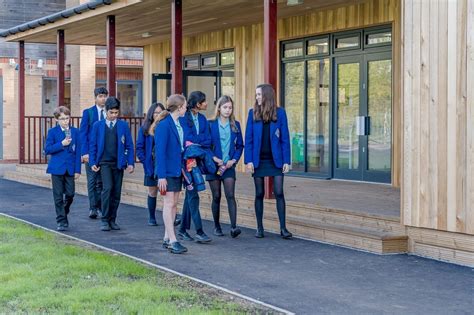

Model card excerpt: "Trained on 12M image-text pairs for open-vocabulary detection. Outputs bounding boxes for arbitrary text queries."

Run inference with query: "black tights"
[254,176,286,230]
[209,178,237,229]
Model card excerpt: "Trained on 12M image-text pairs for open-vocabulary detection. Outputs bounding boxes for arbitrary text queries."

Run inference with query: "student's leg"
[109,167,124,224]
[100,164,113,225]
[187,188,204,234]
[253,176,265,232]
[273,175,286,229]
[85,162,97,213]
[94,168,103,212]
[51,174,66,226]
[163,192,178,242]
[63,173,75,224]
[223,177,237,229]
[147,186,158,225]
[178,191,191,233]
[208,179,222,229]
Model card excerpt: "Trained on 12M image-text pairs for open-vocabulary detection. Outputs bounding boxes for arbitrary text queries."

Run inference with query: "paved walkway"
[0,179,472,314]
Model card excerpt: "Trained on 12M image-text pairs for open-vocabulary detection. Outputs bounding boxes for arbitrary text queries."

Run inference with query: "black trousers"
[51,173,75,225]
[179,188,203,233]
[85,162,102,211]
[100,163,124,223]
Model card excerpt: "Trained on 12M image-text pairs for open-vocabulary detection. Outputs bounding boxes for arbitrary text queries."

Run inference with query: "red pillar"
[57,29,65,107]
[18,41,25,164]
[264,0,277,199]
[171,0,183,94]
[106,15,116,97]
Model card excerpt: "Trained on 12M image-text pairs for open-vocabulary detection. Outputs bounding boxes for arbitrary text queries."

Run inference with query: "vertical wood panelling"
[402,0,473,235]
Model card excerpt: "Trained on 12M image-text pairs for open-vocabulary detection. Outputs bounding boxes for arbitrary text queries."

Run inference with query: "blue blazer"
[179,112,211,148]
[44,125,82,175]
[208,119,244,163]
[89,120,135,170]
[244,108,291,168]
[154,115,183,179]
[136,126,155,177]
[79,105,100,156]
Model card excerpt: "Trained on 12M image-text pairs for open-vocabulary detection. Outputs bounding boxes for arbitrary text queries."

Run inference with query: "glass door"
[183,70,220,118]
[151,73,171,104]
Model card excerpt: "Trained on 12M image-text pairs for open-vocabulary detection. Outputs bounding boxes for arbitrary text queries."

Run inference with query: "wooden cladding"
[401,0,474,235]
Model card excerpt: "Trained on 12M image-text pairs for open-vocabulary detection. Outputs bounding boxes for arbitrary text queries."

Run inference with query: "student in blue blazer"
[79,87,108,219]
[44,106,81,231]
[177,91,212,243]
[206,95,244,238]
[89,97,134,232]
[154,94,188,254]
[244,83,293,239]
[136,102,165,226]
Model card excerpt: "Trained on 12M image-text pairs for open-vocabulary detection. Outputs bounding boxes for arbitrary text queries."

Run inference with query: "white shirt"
[106,119,117,129]
[96,105,105,121]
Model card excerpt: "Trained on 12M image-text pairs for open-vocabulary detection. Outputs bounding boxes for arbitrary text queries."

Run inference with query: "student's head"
[213,95,238,132]
[143,102,165,136]
[53,106,71,129]
[187,91,207,112]
[105,97,120,121]
[253,83,277,122]
[94,87,109,108]
[156,94,187,125]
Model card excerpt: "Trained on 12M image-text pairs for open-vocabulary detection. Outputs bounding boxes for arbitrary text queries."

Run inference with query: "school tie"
[109,121,113,129]
[100,109,105,121]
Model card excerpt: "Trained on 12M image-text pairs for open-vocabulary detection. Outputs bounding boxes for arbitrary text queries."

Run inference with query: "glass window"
[185,58,199,69]
[220,51,234,66]
[284,41,304,58]
[117,83,142,117]
[366,31,392,45]
[335,35,360,50]
[202,55,217,67]
[307,38,329,55]
[284,61,305,171]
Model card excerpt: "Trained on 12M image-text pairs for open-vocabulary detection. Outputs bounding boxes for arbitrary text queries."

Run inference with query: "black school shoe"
[100,222,111,231]
[255,228,264,238]
[213,227,224,237]
[162,239,170,249]
[89,209,98,219]
[195,232,211,243]
[109,222,121,230]
[280,228,293,239]
[168,241,187,254]
[230,227,241,238]
[57,224,67,231]
[177,230,194,241]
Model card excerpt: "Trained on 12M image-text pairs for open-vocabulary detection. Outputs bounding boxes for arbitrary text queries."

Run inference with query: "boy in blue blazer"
[44,106,81,231]
[89,97,135,231]
[79,87,108,219]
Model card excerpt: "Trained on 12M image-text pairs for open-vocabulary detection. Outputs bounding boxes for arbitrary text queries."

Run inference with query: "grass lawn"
[0,216,273,314]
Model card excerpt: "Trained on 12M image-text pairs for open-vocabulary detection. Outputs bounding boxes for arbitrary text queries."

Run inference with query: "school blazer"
[154,115,183,179]
[89,120,135,170]
[79,105,100,156]
[136,126,155,177]
[44,125,82,175]
[179,112,211,148]
[208,119,244,163]
[244,107,291,168]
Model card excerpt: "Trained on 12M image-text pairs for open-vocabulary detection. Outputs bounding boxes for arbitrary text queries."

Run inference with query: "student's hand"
[226,159,236,169]
[246,162,254,174]
[158,178,167,193]
[213,157,224,166]
[282,163,290,174]
[61,138,72,146]
[127,165,134,174]
[74,173,81,180]
[82,154,89,163]
[91,165,100,172]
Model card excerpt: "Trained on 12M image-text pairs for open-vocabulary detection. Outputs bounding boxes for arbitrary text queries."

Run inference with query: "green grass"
[0,216,271,314]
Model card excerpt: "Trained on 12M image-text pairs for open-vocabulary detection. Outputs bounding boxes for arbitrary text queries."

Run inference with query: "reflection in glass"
[367,32,392,45]
[307,38,329,55]
[336,36,360,49]
[284,42,304,58]
[221,72,235,101]
[307,59,330,173]
[202,56,217,67]
[220,51,235,66]
[185,58,199,69]
[337,62,359,169]
[284,61,305,171]
[368,59,391,171]
[187,75,217,118]
[117,83,141,117]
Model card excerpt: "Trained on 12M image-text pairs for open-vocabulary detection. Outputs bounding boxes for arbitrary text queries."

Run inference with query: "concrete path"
[0,179,472,315]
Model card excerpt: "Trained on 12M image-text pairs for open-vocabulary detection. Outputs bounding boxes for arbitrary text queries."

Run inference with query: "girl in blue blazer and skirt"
[244,84,293,239]
[207,95,244,238]
[154,94,188,254]
[136,102,165,226]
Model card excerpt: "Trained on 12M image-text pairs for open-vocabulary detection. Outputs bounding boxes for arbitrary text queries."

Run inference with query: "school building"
[1,0,473,266]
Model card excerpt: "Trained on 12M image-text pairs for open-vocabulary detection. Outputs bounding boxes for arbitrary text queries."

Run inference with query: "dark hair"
[142,102,165,136]
[253,83,277,122]
[94,87,109,97]
[186,91,206,128]
[53,106,70,119]
[105,97,120,111]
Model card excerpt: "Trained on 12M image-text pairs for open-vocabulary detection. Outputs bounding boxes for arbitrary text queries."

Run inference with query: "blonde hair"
[212,95,238,133]
[153,94,186,131]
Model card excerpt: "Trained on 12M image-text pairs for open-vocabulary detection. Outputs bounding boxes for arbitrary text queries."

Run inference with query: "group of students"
[45,83,293,254]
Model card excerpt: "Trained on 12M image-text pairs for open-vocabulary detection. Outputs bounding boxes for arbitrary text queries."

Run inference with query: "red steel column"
[57,29,65,107]
[171,0,183,94]
[18,41,25,164]
[106,15,116,97]
[264,0,277,199]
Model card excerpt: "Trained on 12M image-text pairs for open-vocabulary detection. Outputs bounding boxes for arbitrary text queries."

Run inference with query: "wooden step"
[4,165,408,254]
